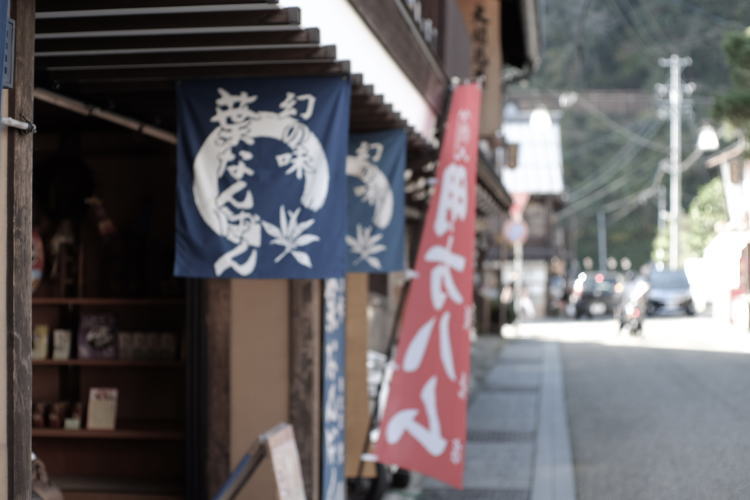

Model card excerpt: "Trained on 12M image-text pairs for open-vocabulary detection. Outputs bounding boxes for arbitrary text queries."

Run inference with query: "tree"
[714,27,750,134]
[651,176,726,262]
[519,2,750,269]
[684,177,727,258]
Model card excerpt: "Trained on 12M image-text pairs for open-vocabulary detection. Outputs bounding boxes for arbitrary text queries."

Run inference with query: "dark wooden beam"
[477,155,512,210]
[37,0,278,10]
[36,8,300,34]
[41,61,350,83]
[288,280,322,500]
[347,0,446,114]
[351,83,374,97]
[35,28,319,53]
[38,45,336,68]
[8,0,34,497]
[351,92,383,108]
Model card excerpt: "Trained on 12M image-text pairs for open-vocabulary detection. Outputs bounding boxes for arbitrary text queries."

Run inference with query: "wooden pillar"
[6,1,34,498]
[203,279,231,497]
[0,88,8,500]
[344,273,370,478]
[289,279,321,500]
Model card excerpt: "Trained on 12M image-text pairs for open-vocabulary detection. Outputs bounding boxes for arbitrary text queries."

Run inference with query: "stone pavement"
[385,335,576,500]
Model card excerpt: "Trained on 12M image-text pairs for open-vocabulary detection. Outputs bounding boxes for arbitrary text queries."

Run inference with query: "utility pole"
[597,210,607,271]
[658,54,692,270]
[657,184,667,235]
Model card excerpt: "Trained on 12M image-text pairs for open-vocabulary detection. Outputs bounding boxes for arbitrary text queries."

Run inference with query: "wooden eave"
[34,0,437,153]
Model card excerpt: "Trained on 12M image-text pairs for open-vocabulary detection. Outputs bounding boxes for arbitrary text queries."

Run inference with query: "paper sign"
[265,424,307,500]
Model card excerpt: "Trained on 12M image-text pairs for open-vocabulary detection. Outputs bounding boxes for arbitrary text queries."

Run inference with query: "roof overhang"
[33,1,511,217]
[502,0,541,72]
[34,0,437,153]
[705,136,746,169]
[279,0,442,143]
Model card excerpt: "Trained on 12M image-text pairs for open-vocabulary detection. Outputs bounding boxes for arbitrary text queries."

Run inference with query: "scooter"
[618,279,650,336]
[620,300,645,336]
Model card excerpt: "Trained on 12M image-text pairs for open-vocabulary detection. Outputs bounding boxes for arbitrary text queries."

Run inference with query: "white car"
[647,270,695,315]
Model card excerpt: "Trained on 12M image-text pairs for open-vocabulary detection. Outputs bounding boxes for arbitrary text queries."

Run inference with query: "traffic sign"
[502,219,529,244]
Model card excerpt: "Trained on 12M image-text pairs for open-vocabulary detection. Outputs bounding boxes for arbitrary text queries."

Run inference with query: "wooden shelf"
[54,475,181,495]
[32,297,185,306]
[33,359,182,368]
[33,428,183,440]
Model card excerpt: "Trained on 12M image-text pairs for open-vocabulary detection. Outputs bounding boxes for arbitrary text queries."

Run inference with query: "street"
[392,315,750,500]
[552,316,750,500]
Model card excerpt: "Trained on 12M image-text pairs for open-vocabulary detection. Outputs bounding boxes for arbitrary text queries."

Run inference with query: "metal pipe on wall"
[33,88,177,145]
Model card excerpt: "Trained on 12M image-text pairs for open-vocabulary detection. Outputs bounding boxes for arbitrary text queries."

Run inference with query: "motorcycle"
[618,278,650,336]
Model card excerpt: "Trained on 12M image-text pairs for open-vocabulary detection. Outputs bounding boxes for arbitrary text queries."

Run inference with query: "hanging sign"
[374,83,482,489]
[321,278,346,500]
[346,130,406,272]
[174,77,351,279]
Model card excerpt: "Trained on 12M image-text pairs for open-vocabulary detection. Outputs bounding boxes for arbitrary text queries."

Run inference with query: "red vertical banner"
[374,83,482,488]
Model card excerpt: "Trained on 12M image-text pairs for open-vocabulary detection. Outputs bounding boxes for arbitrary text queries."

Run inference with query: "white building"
[703,137,750,329]
[499,103,566,317]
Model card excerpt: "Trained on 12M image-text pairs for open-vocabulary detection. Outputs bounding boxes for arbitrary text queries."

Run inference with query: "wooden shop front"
[1,1,525,498]
[9,2,439,499]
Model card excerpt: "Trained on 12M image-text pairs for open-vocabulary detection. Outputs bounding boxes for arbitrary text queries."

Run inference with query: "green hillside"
[523,0,750,268]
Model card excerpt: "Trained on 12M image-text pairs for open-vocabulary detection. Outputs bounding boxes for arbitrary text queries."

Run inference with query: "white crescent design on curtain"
[345,140,395,270]
[191,88,330,276]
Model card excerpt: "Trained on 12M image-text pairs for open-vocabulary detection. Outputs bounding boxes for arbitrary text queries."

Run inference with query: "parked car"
[647,269,695,315]
[569,271,625,319]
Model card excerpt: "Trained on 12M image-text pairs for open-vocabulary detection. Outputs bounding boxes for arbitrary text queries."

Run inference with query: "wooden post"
[7,0,34,497]
[0,88,9,500]
[288,279,321,500]
[344,273,371,478]
[202,279,231,497]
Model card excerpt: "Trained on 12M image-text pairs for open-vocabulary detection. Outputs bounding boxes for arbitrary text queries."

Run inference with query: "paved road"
[518,316,750,500]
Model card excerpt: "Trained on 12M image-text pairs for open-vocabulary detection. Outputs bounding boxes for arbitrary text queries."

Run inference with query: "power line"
[609,196,655,223]
[619,0,672,56]
[605,147,703,221]
[670,0,748,29]
[605,0,665,60]
[567,119,664,202]
[559,140,661,220]
[562,113,664,158]
[575,96,668,153]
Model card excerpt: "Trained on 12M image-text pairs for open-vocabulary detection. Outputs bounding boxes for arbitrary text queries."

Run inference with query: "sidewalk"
[386,335,576,500]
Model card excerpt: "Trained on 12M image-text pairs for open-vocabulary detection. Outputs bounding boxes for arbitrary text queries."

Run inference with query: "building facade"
[0,1,540,498]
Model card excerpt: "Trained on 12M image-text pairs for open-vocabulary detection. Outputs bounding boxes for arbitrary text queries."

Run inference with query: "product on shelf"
[64,402,83,430]
[86,388,118,431]
[32,325,50,360]
[32,400,83,430]
[31,230,45,293]
[77,313,117,359]
[132,331,147,360]
[159,332,177,361]
[32,402,47,428]
[47,401,70,429]
[117,331,134,360]
[51,329,72,360]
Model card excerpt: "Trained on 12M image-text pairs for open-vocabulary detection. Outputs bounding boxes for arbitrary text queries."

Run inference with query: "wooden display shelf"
[33,359,183,368]
[32,427,183,440]
[32,297,185,306]
[55,475,182,496]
